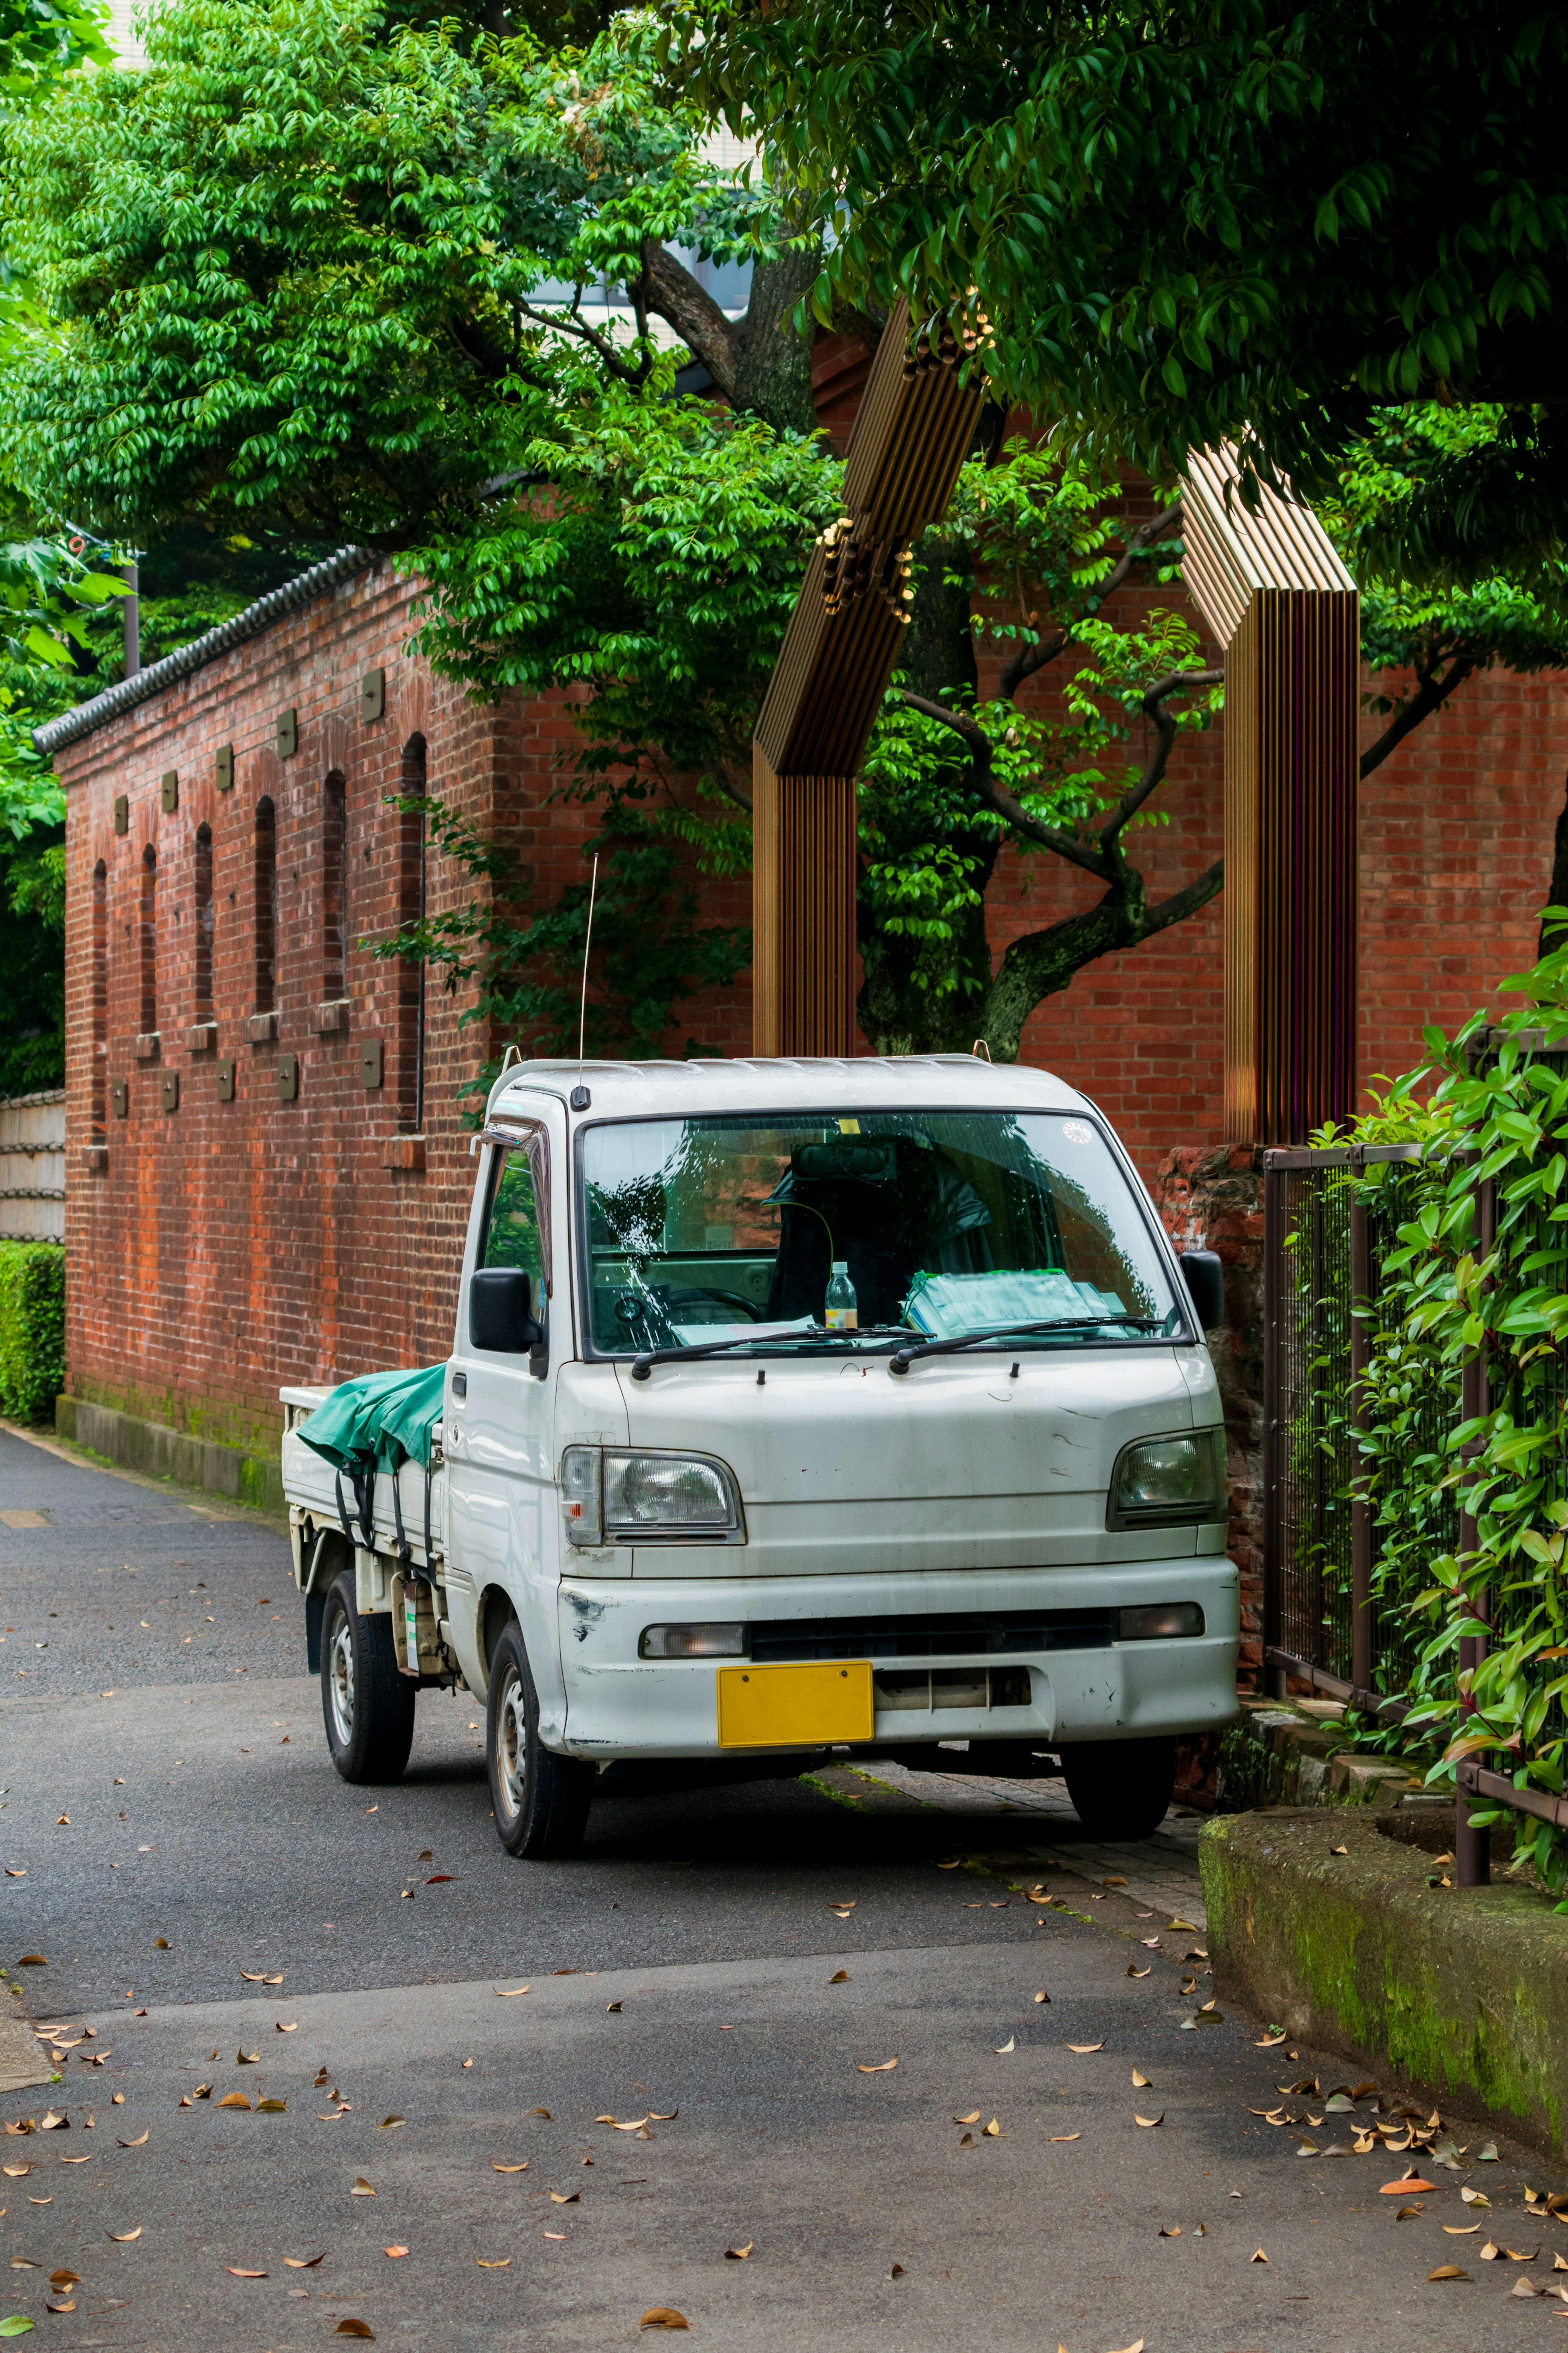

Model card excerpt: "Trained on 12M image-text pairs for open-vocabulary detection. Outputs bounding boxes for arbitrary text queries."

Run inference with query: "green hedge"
[0,1240,64,1421]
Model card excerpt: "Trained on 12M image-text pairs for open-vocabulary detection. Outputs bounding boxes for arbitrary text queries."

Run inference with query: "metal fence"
[1261,1069,1568,1872]
[1261,1142,1443,1714]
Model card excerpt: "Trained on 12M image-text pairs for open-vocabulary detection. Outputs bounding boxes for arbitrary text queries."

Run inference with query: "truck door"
[447,1124,564,1733]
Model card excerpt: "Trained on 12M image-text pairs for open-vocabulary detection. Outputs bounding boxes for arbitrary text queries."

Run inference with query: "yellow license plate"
[716,1659,874,1749]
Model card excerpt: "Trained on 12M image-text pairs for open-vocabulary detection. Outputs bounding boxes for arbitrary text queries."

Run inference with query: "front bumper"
[555,1558,1239,1760]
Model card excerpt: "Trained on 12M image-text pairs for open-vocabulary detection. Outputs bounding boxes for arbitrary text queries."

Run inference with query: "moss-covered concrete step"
[1201,1807,1568,2159]
[1218,1695,1418,1811]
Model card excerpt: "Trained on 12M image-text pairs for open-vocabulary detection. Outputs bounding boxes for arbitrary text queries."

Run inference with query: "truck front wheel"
[1058,1736,1177,1842]
[320,1571,416,1785]
[487,1623,593,1860]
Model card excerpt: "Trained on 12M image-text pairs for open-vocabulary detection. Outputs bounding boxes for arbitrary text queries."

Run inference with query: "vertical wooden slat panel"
[1225,587,1359,1144]
[752,301,986,1058]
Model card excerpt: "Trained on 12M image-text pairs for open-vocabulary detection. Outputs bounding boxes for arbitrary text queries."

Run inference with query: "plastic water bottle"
[825,1260,859,1331]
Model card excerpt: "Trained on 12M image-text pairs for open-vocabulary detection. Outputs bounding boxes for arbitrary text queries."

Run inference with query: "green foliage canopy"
[682,0,1568,594]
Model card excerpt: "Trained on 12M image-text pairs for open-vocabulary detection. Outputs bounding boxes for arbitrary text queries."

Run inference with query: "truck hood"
[613,1345,1219,1579]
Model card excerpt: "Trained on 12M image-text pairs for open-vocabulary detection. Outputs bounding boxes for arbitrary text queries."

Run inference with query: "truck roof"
[491,1054,1096,1123]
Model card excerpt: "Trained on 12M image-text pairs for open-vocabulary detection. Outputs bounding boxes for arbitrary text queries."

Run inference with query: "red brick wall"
[62,563,506,1451]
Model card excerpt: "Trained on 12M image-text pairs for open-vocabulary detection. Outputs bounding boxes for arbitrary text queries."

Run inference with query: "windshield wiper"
[629,1325,913,1381]
[889,1314,1170,1375]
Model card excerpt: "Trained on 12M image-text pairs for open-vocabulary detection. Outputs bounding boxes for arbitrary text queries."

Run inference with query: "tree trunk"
[856,537,1000,1054]
[725,244,822,436]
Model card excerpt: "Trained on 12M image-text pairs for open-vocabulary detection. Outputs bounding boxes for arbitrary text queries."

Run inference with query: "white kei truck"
[281,1054,1238,1859]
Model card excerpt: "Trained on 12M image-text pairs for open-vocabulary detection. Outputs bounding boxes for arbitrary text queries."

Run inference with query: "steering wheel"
[657,1285,769,1322]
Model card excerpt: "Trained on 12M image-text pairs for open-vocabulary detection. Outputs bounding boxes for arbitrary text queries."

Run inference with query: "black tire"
[1059,1736,1178,1840]
[486,1621,594,1859]
[320,1570,416,1785]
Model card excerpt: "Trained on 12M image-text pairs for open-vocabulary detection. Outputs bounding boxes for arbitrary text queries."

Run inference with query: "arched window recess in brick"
[396,736,427,1133]
[138,844,157,1043]
[194,823,214,1015]
[91,859,107,1138]
[253,796,277,1017]
[322,769,347,1008]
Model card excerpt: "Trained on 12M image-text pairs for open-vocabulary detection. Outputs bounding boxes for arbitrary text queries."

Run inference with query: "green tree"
[680,0,1568,595]
[13,0,1566,1079]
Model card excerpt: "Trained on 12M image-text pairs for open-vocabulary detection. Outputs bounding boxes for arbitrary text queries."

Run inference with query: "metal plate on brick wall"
[277,1052,299,1102]
[276,707,297,758]
[113,794,128,836]
[215,744,234,792]
[111,1078,128,1118]
[361,667,385,721]
[361,1038,383,1089]
[161,1071,179,1112]
[160,769,178,814]
[216,1058,236,1102]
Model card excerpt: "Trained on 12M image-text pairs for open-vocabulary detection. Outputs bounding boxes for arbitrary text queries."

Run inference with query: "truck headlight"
[560,1447,744,1545]
[1107,1429,1227,1530]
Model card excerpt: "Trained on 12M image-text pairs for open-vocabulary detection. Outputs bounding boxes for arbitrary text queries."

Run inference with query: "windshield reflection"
[581,1109,1180,1358]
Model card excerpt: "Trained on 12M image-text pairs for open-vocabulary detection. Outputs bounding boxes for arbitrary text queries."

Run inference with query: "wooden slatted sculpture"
[1180,448,1360,1144]
[751,298,985,1054]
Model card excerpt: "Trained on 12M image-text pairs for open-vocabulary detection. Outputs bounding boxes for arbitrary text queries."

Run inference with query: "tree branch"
[639,240,739,392]
[1098,668,1223,850]
[512,297,653,389]
[998,500,1185,701]
[1140,855,1225,939]
[899,690,1110,882]
[1359,655,1476,780]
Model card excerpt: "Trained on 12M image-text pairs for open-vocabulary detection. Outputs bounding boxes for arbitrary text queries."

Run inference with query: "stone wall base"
[55,1392,285,1515]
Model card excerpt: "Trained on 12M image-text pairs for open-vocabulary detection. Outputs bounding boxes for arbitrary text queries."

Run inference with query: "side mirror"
[470,1266,544,1354]
[1178,1248,1225,1334]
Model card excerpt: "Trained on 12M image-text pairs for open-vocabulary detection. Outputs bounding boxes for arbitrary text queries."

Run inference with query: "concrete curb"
[1200,1806,1568,2159]
[0,2001,58,2094]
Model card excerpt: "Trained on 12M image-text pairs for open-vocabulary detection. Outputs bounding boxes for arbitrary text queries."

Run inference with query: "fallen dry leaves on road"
[855,2059,897,2073]
[640,2311,688,2331]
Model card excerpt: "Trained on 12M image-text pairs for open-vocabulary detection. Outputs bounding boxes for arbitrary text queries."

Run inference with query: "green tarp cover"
[297,1363,445,1475]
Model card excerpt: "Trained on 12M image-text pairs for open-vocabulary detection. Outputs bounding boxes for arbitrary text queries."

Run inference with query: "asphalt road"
[2,1424,1565,2353]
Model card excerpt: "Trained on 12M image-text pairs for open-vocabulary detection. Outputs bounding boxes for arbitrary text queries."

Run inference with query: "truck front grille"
[747,1608,1111,1664]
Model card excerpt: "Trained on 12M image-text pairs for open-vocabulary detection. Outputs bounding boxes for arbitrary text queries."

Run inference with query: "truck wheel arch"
[480,1584,518,1679]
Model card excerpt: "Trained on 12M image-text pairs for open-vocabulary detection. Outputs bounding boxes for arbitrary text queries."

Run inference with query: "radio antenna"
[577,851,600,1076]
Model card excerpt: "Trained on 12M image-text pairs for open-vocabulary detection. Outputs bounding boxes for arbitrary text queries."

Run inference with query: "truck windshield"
[580,1109,1181,1357]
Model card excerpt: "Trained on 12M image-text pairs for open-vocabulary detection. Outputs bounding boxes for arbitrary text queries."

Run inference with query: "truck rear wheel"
[320,1571,416,1785]
[1059,1736,1177,1841]
[487,1622,593,1860]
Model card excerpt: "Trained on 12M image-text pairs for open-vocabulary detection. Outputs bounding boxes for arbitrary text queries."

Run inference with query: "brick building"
[38,352,1568,1510]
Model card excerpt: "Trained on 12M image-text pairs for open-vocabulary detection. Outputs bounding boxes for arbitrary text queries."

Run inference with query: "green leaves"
[686,0,1568,598]
[1329,941,1568,1894]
